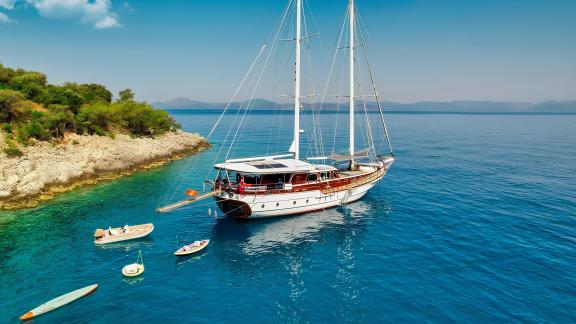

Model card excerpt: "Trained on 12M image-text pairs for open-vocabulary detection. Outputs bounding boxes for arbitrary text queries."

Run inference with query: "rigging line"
[165,2,294,205]
[304,0,325,159]
[208,0,293,141]
[268,42,295,155]
[209,0,292,160]
[229,19,293,160]
[319,5,348,113]
[302,47,321,158]
[207,44,267,140]
[305,46,323,158]
[354,7,374,49]
[332,57,347,154]
[212,0,292,166]
[317,7,348,154]
[158,149,211,207]
[225,25,281,161]
[356,7,393,155]
[228,0,295,160]
[208,88,251,180]
[352,30,376,160]
[355,56,376,161]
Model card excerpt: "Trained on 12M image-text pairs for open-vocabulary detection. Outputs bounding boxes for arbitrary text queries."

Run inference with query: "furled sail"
[329,149,369,161]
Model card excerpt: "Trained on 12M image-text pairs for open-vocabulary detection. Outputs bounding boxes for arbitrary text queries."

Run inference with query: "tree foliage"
[8,72,47,101]
[65,82,112,104]
[0,89,25,122]
[118,88,135,102]
[44,104,76,138]
[0,64,180,154]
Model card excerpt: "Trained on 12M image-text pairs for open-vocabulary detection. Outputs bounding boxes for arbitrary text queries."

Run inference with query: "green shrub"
[38,86,84,113]
[112,101,179,136]
[3,146,23,158]
[76,102,112,135]
[27,119,50,140]
[8,72,47,101]
[0,89,25,122]
[3,137,24,158]
[1,122,12,133]
[0,64,16,85]
[44,104,76,138]
[64,83,112,104]
[1,64,181,140]
[16,123,34,145]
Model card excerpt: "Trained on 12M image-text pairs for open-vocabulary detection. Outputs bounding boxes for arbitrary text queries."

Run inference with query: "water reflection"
[210,199,387,265]
[93,236,155,252]
[123,276,144,285]
[175,252,209,268]
[208,198,389,322]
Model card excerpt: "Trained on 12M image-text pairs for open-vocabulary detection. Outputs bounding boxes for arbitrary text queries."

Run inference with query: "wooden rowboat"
[174,239,210,256]
[94,224,154,245]
[19,284,98,321]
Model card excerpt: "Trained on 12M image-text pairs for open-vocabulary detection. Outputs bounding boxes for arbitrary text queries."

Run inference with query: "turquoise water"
[1,111,575,322]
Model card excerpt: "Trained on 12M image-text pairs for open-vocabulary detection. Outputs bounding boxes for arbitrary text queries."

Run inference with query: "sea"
[0,110,575,323]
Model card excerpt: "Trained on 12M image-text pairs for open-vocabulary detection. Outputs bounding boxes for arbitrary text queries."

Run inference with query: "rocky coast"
[0,131,209,209]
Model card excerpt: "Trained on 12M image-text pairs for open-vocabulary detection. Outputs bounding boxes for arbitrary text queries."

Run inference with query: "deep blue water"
[1,111,575,323]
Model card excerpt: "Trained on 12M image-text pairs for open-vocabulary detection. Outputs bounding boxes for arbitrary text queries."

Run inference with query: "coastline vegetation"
[1,63,180,157]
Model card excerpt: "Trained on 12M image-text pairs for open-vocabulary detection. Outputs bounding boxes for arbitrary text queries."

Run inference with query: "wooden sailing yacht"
[158,0,394,218]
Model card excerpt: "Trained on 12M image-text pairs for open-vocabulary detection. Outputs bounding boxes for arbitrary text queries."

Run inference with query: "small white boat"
[94,224,154,245]
[19,284,98,321]
[174,239,210,256]
[122,250,144,277]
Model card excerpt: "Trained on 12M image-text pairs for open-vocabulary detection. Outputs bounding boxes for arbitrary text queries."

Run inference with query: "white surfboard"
[20,284,98,321]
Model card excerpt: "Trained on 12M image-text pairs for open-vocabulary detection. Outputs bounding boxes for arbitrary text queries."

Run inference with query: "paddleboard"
[20,284,98,321]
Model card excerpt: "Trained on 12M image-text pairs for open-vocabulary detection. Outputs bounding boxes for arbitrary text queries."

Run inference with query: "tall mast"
[349,0,355,157]
[294,0,302,160]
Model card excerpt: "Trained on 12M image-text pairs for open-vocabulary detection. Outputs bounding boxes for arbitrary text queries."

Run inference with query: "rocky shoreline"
[0,131,210,210]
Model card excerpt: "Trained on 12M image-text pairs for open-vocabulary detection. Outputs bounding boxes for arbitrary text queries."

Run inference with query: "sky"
[1,0,575,103]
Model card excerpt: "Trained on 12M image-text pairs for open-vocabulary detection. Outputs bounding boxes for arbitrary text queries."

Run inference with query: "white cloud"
[28,0,122,29]
[94,14,119,29]
[0,12,12,23]
[0,0,16,10]
[122,2,133,12]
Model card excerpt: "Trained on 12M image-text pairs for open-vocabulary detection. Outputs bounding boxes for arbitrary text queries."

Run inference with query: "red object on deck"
[185,189,198,197]
[238,176,245,194]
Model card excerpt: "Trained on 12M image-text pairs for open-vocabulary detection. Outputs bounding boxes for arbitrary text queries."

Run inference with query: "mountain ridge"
[151,98,576,113]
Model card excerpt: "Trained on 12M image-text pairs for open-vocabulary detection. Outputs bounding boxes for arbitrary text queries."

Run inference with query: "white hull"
[216,173,384,219]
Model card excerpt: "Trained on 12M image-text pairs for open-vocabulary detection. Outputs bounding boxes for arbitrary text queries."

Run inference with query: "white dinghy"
[174,240,210,256]
[94,224,154,245]
[122,250,144,277]
[19,284,98,321]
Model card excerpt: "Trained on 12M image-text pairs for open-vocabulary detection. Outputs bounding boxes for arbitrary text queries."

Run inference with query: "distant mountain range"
[151,97,576,113]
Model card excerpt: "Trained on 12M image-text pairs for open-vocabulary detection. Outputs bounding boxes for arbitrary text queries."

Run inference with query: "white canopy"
[214,159,335,174]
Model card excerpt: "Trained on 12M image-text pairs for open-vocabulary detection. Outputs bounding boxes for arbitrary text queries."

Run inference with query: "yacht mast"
[349,0,355,157]
[294,0,302,160]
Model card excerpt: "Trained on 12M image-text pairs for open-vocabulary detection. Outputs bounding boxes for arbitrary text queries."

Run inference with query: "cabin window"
[307,173,317,182]
[243,174,261,185]
[320,172,329,180]
[291,174,308,184]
